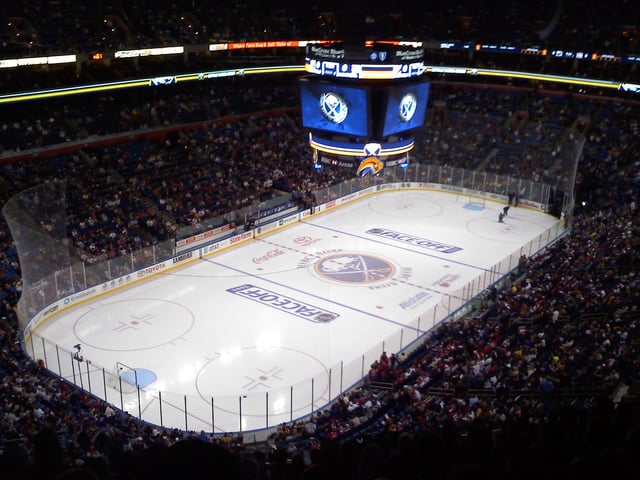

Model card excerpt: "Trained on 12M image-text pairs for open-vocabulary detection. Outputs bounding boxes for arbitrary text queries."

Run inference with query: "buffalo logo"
[357,156,384,177]
[363,142,382,157]
[314,253,396,284]
[319,92,348,124]
[399,92,417,122]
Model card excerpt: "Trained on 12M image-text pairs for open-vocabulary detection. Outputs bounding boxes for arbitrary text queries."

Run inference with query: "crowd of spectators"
[2,1,638,56]
[1,0,639,96]
[2,78,619,270]
[0,73,639,478]
[1,2,640,479]
[0,75,297,154]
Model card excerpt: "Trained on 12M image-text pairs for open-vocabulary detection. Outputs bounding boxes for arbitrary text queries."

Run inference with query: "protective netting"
[3,179,175,329]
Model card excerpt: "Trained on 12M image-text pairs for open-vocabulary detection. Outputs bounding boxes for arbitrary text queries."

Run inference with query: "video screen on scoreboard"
[298,77,370,137]
[380,80,430,137]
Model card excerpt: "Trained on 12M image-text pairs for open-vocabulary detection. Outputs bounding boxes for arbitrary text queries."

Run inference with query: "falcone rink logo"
[226,284,339,323]
[366,228,463,254]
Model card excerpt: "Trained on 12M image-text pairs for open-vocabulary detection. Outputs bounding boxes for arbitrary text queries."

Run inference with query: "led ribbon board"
[309,134,414,157]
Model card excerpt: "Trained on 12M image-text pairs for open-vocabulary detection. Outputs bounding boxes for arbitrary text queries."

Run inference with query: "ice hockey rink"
[29,189,563,436]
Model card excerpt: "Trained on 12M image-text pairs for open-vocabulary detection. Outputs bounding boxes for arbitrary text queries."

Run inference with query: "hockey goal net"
[456,193,486,208]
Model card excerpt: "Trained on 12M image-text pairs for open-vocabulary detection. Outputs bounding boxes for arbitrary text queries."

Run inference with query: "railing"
[15,163,569,436]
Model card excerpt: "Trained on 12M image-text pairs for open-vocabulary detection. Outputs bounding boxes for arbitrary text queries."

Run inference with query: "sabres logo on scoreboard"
[319,91,348,124]
[399,92,418,122]
[363,142,382,157]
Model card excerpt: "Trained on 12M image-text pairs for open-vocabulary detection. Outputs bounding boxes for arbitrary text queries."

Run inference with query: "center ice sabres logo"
[314,253,396,284]
[319,92,348,124]
[399,92,417,122]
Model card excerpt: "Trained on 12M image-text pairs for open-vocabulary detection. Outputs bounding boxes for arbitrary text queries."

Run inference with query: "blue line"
[202,258,420,332]
[304,221,489,272]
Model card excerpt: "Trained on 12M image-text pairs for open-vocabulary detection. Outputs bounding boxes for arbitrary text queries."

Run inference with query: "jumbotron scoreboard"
[299,40,429,176]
